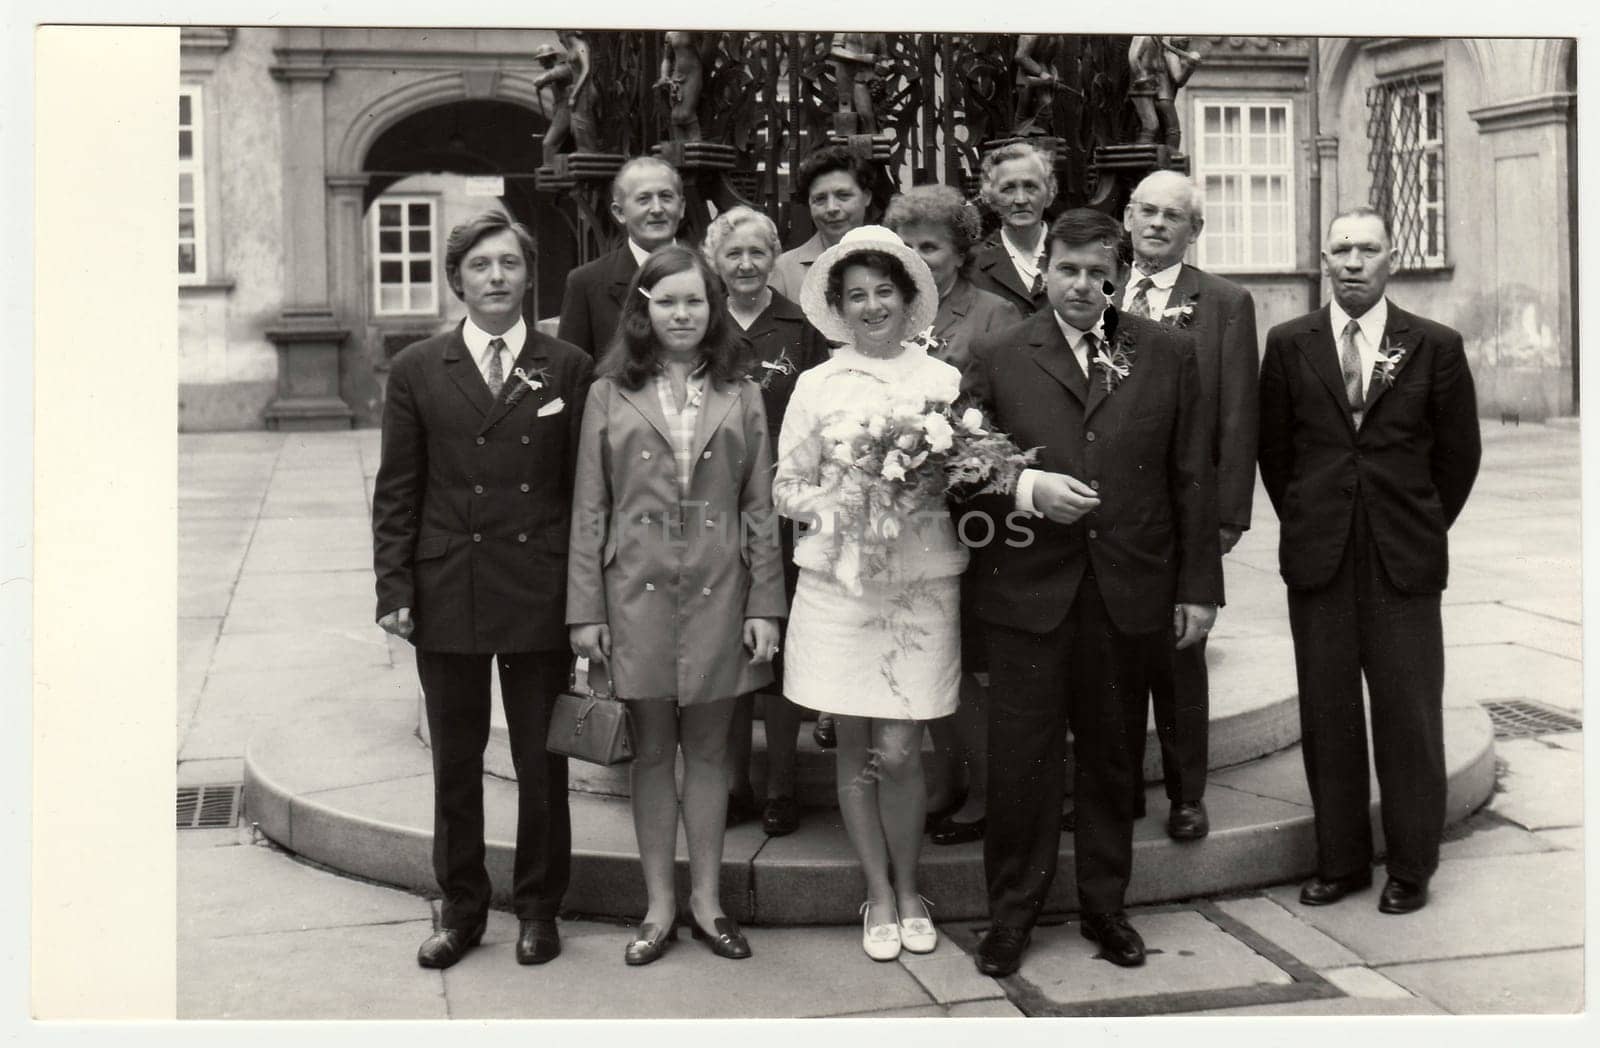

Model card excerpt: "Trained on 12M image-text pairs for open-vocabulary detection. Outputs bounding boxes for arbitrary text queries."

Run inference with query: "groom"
[961,208,1222,975]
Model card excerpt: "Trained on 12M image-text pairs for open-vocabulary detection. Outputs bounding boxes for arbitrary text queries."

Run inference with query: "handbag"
[546,666,634,766]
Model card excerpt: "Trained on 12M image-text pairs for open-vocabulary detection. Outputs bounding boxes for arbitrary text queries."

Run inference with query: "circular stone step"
[242,673,1495,924]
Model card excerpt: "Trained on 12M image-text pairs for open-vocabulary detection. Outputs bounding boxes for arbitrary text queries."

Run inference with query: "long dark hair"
[600,245,746,391]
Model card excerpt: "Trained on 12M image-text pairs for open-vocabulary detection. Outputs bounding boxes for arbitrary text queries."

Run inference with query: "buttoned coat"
[967,231,1050,317]
[1160,264,1260,531]
[737,290,831,449]
[1257,302,1481,594]
[372,322,594,652]
[961,309,1223,636]
[567,373,788,703]
[929,276,1021,372]
[555,245,637,356]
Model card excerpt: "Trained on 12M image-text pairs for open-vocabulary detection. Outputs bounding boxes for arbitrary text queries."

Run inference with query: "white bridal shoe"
[860,902,902,961]
[898,896,938,954]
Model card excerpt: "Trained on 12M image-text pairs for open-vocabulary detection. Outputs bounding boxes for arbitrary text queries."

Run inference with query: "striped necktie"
[1125,277,1154,319]
[1340,320,1365,423]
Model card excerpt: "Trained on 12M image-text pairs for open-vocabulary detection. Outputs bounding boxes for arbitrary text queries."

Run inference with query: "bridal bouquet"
[813,396,1035,592]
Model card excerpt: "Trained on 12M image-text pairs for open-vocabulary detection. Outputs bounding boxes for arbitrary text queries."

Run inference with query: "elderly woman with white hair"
[703,205,831,839]
[968,140,1058,317]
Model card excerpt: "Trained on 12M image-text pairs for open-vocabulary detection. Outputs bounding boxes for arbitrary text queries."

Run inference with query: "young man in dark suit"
[555,156,685,355]
[962,209,1223,975]
[373,211,594,969]
[1258,207,1480,915]
[1118,170,1261,841]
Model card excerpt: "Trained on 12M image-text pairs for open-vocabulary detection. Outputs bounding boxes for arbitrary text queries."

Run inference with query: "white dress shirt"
[1000,226,1047,293]
[1122,259,1184,318]
[1329,297,1388,402]
[462,315,527,388]
[627,238,653,267]
[1014,313,1105,515]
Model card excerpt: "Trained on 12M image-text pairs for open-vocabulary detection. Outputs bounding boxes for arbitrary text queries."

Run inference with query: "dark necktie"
[1125,277,1154,320]
[1030,249,1047,298]
[485,337,506,397]
[1078,331,1096,379]
[1339,319,1364,423]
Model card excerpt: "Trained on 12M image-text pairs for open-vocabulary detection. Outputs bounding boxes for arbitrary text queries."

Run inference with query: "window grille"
[1366,76,1446,269]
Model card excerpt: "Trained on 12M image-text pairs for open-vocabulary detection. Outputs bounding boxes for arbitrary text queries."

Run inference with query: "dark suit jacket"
[1160,264,1260,530]
[962,310,1224,636]
[967,232,1049,317]
[931,277,1021,372]
[372,321,595,652]
[737,290,831,449]
[1257,301,1481,594]
[555,245,637,357]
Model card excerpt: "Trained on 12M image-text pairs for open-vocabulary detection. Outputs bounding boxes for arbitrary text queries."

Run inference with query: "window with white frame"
[1366,76,1446,269]
[1192,99,1295,271]
[371,197,439,315]
[178,86,206,283]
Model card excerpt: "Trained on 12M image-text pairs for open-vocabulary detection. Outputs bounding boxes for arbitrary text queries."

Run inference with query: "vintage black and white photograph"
[23,12,1589,1025]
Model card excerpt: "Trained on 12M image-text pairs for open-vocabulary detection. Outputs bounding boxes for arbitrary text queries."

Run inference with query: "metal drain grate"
[1482,700,1582,739]
[177,784,243,829]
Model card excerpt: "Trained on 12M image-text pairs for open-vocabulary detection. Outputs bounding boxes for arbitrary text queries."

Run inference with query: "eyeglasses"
[1130,201,1194,225]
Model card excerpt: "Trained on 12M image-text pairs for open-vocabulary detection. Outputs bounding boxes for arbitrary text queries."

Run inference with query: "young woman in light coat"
[568,245,786,966]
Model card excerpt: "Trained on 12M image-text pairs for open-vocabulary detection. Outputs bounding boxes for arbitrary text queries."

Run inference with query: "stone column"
[264,31,353,430]
[1468,92,1576,418]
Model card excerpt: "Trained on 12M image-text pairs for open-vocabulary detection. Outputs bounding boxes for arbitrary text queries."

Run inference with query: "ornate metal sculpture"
[657,31,711,143]
[1128,35,1202,151]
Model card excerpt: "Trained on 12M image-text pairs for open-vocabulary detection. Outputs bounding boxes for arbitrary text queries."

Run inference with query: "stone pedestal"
[263,311,353,430]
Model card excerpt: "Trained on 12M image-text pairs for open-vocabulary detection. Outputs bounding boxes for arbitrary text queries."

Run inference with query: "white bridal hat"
[798,225,941,345]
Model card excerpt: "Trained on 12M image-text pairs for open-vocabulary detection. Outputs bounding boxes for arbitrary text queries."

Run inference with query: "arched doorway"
[343,98,579,425]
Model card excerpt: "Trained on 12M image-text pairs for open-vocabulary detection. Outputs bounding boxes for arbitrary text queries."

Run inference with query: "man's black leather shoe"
[1166,801,1209,841]
[1298,871,1373,906]
[417,919,486,969]
[1080,912,1146,967]
[975,925,1031,977]
[931,816,986,846]
[516,918,561,965]
[1377,876,1428,914]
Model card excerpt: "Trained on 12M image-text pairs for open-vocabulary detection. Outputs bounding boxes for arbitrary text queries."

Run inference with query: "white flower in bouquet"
[832,441,856,464]
[879,515,902,541]
[865,414,888,439]
[822,415,864,443]
[959,407,987,434]
[896,431,919,451]
[925,370,962,406]
[881,451,909,482]
[923,412,954,453]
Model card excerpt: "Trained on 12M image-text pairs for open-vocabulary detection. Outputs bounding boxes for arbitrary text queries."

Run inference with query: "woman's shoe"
[812,715,837,750]
[689,915,752,959]
[860,902,902,962]
[924,790,969,833]
[898,896,938,955]
[623,922,677,966]
[931,816,986,846]
[762,795,800,837]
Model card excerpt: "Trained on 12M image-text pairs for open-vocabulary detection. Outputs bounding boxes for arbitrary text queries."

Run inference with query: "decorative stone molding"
[179,27,233,74]
[270,47,334,82]
[1315,135,1339,160]
[1196,35,1308,72]
[1469,92,1576,133]
[461,68,500,99]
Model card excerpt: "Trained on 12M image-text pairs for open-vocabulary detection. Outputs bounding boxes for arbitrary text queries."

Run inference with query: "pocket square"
[538,397,565,417]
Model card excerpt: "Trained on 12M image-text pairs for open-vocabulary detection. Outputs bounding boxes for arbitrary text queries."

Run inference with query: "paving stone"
[1382,947,1582,1014]
[177,920,445,1020]
[241,544,373,574]
[230,569,372,604]
[220,591,375,635]
[1448,645,1583,711]
[1486,737,1584,830]
[1533,828,1583,851]
[208,628,390,673]
[947,998,1027,1017]
[1190,997,1445,1016]
[898,940,1008,1003]
[178,496,264,520]
[1012,911,1292,1008]
[1442,604,1581,661]
[179,843,432,940]
[439,925,934,1019]
[1321,965,1415,999]
[177,572,236,618]
[1214,897,1361,969]
[1267,850,1583,965]
[1438,819,1554,860]
[177,827,248,851]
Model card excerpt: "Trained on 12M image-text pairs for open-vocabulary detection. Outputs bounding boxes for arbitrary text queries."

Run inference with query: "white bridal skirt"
[783,567,961,721]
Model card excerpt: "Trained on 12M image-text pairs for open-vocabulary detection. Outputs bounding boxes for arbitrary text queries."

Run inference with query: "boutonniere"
[903,326,948,358]
[505,365,550,406]
[756,349,796,390]
[1159,296,1198,329]
[1375,338,1408,388]
[1092,336,1137,394]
